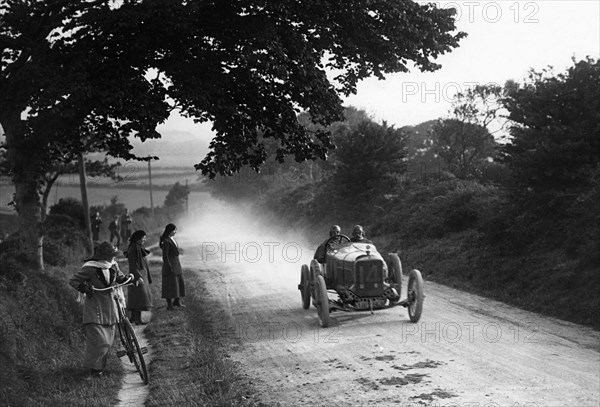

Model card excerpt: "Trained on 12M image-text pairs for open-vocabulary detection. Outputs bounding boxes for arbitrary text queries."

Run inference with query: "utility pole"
[78,153,93,254]
[185,178,189,216]
[148,157,154,216]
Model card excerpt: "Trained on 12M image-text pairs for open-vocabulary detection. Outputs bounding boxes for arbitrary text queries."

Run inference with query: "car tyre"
[300,264,311,309]
[314,274,330,328]
[388,253,403,301]
[309,259,322,301]
[407,269,424,323]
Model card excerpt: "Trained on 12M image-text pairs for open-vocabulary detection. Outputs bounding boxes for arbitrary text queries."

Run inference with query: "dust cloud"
[176,191,318,283]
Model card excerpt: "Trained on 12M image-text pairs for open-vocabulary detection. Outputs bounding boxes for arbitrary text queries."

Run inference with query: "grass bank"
[0,264,123,406]
[0,252,261,406]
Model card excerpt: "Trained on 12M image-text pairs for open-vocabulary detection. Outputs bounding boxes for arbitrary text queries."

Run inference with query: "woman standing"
[125,230,153,325]
[160,223,185,310]
[69,242,126,378]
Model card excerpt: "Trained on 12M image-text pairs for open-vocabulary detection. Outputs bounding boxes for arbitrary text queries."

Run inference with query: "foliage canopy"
[333,120,408,198]
[0,0,465,267]
[1,0,465,176]
[502,57,600,207]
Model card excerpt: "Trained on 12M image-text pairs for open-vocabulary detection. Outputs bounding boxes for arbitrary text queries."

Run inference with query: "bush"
[0,253,27,287]
[49,198,85,228]
[42,214,91,266]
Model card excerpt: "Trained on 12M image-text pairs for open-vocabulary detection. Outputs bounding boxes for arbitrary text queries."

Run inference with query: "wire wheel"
[407,269,424,323]
[300,264,311,309]
[388,253,403,302]
[118,318,149,384]
[314,274,330,328]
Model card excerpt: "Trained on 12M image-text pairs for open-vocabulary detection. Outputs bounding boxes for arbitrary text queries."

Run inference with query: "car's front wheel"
[388,253,403,301]
[407,269,424,322]
[314,274,330,328]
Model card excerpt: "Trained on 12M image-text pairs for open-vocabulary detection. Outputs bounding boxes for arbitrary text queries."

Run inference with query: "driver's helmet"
[329,225,341,237]
[352,225,365,240]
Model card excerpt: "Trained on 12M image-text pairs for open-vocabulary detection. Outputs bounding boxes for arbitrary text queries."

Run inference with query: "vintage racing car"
[298,234,424,327]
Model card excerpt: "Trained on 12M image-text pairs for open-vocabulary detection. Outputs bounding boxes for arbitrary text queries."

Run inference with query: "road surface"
[177,203,600,407]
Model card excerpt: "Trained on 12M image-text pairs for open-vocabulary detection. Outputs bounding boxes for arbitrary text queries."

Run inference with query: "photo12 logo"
[201,241,304,264]
[399,321,539,344]
[400,81,502,104]
[235,321,340,344]
[420,1,540,24]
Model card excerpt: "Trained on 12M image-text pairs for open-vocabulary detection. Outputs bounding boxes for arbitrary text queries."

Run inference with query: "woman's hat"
[95,242,119,260]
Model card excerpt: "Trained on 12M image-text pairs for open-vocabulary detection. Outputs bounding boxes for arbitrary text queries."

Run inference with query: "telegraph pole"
[185,178,189,216]
[148,157,154,216]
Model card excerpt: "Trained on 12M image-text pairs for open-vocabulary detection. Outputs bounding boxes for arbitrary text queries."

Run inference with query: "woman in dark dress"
[125,230,153,324]
[160,223,185,310]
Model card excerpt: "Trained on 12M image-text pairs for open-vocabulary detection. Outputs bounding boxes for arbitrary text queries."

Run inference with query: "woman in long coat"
[69,242,126,377]
[125,230,153,324]
[160,223,185,310]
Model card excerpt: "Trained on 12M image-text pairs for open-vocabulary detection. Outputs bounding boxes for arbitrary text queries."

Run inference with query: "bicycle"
[93,275,149,385]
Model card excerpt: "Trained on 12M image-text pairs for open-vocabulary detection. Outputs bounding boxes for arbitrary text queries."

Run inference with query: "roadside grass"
[396,234,600,329]
[0,264,123,407]
[0,250,263,406]
[145,262,260,407]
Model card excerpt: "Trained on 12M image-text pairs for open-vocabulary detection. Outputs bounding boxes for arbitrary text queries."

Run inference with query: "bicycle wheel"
[118,318,149,384]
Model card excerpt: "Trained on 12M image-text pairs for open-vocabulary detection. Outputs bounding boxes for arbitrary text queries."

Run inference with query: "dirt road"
[177,203,599,407]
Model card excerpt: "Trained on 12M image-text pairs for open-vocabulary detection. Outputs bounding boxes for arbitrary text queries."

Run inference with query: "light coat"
[69,262,124,325]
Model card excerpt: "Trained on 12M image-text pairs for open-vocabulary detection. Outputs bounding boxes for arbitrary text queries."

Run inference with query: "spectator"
[69,242,127,378]
[91,212,102,242]
[120,209,132,244]
[125,230,152,325]
[160,223,185,310]
[108,215,121,247]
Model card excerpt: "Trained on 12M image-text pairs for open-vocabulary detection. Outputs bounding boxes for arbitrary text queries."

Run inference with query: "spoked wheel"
[309,259,322,301]
[300,264,311,309]
[314,274,330,328]
[407,269,424,323]
[388,253,403,302]
[118,318,149,384]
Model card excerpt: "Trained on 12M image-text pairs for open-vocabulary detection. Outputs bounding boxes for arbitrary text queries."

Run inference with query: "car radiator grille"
[355,260,384,296]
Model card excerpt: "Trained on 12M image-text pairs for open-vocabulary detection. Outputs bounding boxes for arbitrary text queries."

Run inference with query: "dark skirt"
[126,281,153,311]
[162,274,185,299]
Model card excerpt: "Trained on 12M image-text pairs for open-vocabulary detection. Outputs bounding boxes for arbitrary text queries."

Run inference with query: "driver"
[313,225,343,263]
[350,225,372,243]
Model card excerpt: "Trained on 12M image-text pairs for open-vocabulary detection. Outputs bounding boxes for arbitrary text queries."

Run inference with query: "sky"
[154,0,600,162]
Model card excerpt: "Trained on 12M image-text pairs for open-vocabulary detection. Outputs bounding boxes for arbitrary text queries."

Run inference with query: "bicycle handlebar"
[92,275,135,291]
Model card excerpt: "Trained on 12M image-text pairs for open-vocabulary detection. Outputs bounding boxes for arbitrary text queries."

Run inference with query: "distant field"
[52,166,203,187]
[0,166,206,210]
[0,182,210,215]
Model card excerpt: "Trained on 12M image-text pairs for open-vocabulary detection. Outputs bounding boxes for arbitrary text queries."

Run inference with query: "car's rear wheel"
[314,274,330,328]
[300,264,311,309]
[388,253,403,300]
[407,269,424,322]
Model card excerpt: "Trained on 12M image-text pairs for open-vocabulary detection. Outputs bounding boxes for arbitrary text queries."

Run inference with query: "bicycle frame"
[93,275,149,385]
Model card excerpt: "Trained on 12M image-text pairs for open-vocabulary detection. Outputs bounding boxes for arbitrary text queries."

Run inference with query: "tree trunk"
[14,173,45,270]
[78,153,93,255]
[3,115,45,270]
